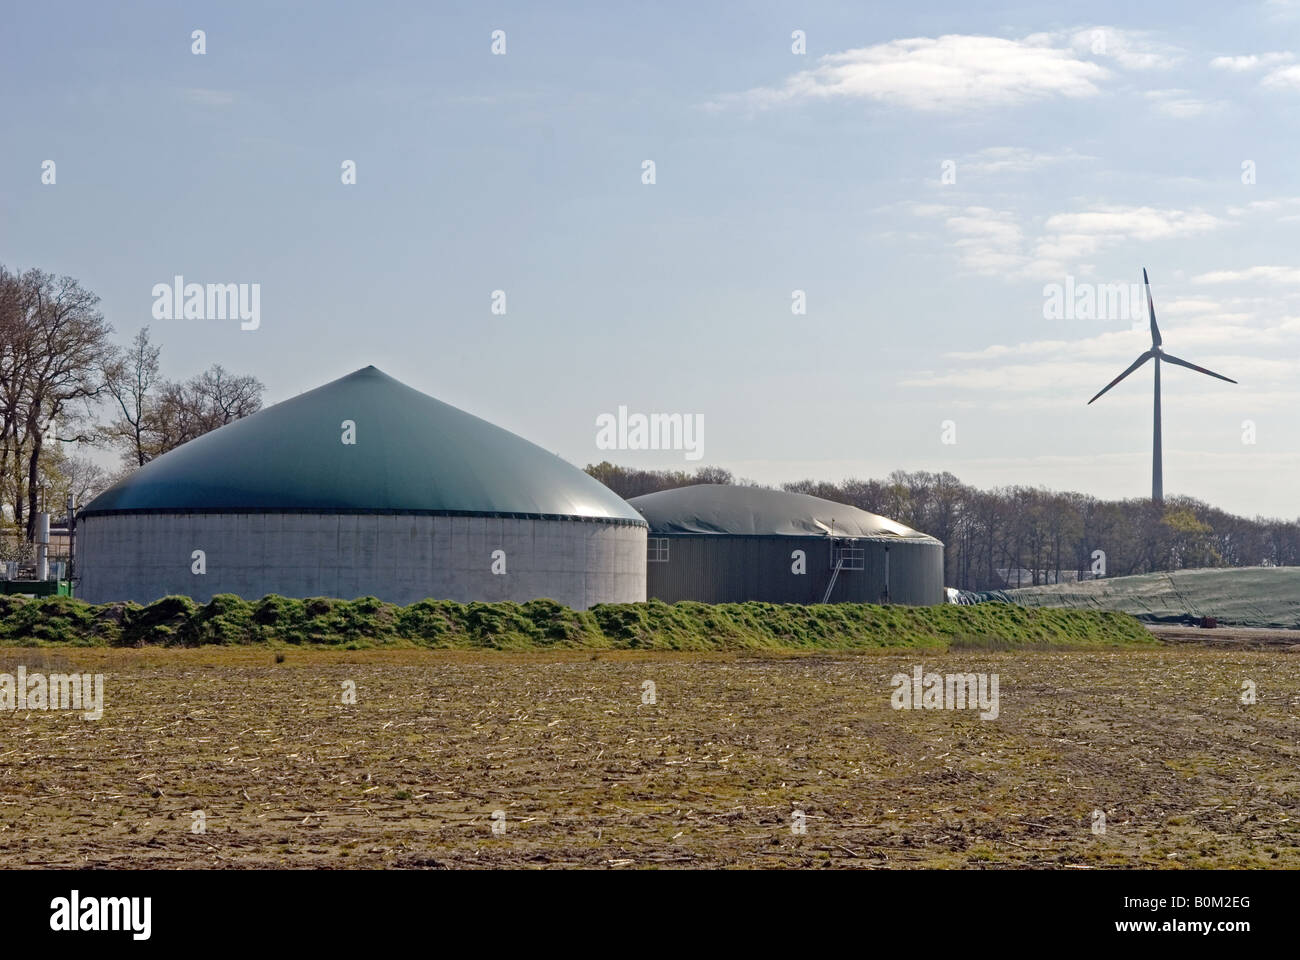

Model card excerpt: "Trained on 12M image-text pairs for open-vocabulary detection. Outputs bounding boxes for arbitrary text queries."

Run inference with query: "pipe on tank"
[36,512,50,581]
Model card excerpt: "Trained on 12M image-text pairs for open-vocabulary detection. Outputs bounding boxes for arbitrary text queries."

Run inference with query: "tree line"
[1,266,262,553]
[584,461,1300,589]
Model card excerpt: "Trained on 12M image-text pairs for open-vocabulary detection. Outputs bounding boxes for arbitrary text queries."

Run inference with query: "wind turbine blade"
[1087,350,1154,404]
[1143,267,1162,347]
[1159,352,1237,384]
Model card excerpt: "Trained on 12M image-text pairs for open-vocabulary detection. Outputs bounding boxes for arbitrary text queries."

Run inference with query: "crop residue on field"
[1,648,1297,868]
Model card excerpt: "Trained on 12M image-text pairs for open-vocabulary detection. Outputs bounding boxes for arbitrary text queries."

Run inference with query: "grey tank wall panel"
[78,513,646,609]
[645,535,944,606]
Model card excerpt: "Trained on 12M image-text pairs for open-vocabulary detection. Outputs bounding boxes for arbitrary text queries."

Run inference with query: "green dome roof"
[82,366,643,523]
[629,485,940,541]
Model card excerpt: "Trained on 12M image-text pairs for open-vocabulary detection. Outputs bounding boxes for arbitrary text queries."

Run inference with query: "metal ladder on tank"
[822,541,864,603]
[822,557,845,603]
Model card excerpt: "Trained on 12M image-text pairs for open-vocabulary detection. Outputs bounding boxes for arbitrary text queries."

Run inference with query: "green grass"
[0,593,1156,651]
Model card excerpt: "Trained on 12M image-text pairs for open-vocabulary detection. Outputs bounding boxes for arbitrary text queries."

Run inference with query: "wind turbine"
[1087,269,1236,504]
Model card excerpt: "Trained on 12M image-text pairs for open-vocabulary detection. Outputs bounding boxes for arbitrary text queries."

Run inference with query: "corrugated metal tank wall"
[644,535,944,605]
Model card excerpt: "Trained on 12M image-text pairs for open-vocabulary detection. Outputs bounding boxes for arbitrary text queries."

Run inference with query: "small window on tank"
[647,538,669,563]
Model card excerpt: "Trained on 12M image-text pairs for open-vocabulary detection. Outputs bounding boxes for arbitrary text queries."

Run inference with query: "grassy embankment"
[0,594,1155,651]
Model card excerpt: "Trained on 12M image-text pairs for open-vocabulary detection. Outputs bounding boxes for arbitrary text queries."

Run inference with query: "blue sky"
[3,1,1299,516]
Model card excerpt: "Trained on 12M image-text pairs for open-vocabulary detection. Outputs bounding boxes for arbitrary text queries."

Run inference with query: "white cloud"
[1209,51,1293,71]
[903,345,1291,398]
[902,359,1129,393]
[1068,28,1183,70]
[1145,89,1223,117]
[912,204,1028,274]
[1262,64,1300,89]
[1041,206,1222,245]
[941,329,1156,363]
[1158,297,1228,316]
[900,357,1278,396]
[910,202,955,217]
[899,292,1299,417]
[958,146,1094,174]
[1225,197,1300,216]
[947,207,1026,273]
[708,34,1109,112]
[915,203,1226,279]
[1193,265,1300,284]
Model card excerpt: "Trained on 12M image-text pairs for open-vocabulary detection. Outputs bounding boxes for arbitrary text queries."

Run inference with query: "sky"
[2,1,1299,517]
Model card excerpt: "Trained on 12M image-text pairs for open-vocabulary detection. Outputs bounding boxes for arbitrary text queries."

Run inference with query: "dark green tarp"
[82,366,643,523]
[971,567,1300,629]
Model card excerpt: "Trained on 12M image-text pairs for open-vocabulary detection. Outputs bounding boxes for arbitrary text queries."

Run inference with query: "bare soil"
[2,646,1297,868]
[1148,623,1300,651]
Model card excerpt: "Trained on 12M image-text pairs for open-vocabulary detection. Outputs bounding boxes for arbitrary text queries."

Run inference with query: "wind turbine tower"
[1086,269,1237,504]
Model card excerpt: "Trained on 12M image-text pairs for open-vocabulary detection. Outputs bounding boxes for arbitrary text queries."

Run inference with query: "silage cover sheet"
[973,567,1300,629]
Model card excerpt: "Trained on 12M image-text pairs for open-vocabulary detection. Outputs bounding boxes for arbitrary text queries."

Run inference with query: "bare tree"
[0,267,33,523]
[584,461,734,499]
[0,269,112,539]
[4,266,265,537]
[50,453,108,512]
[102,326,161,467]
[145,364,264,459]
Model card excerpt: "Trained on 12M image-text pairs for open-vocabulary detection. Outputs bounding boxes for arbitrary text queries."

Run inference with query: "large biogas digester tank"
[78,366,646,608]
